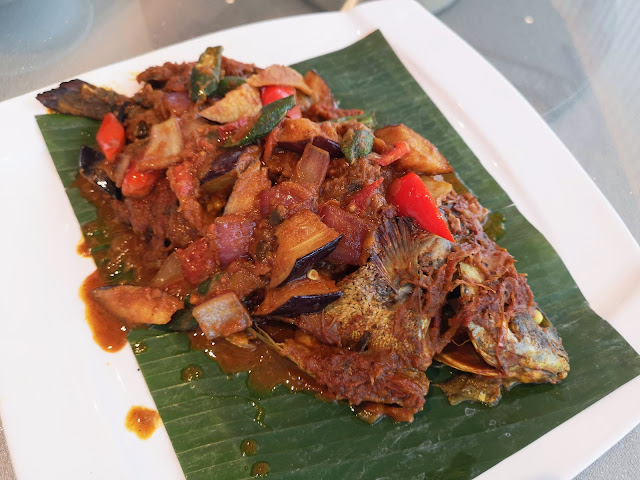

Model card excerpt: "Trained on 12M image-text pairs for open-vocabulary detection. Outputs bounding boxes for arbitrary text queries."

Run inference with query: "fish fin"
[371,217,423,292]
[248,326,283,352]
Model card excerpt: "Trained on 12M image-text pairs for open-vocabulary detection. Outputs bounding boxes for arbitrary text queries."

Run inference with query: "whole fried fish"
[278,191,569,416]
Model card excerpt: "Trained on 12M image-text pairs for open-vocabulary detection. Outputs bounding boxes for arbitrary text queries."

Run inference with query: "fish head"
[434,242,570,384]
[373,215,569,385]
[467,310,570,384]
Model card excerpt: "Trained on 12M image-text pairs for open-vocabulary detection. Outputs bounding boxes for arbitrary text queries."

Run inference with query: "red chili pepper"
[261,85,301,119]
[121,161,162,198]
[347,177,384,212]
[388,172,454,241]
[377,141,410,166]
[96,112,125,162]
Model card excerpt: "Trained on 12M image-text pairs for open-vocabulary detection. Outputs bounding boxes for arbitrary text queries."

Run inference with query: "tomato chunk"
[261,85,301,119]
[121,162,162,198]
[176,238,218,285]
[96,112,125,162]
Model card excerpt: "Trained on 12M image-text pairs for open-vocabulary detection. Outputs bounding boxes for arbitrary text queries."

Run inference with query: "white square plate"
[1,1,639,478]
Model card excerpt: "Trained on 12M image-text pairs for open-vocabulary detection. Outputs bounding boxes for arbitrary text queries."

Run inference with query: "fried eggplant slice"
[36,79,131,120]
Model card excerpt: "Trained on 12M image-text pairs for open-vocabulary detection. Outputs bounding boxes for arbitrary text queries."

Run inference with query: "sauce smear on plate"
[79,271,129,351]
[125,406,161,439]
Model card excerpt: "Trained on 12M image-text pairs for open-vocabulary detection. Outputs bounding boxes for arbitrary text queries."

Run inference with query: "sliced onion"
[192,292,252,339]
[292,142,330,192]
[150,252,183,288]
[320,204,375,265]
[137,117,183,170]
[214,213,256,267]
[223,160,271,215]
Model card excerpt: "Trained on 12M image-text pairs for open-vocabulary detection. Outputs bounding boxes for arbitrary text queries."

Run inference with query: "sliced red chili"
[388,172,454,241]
[347,177,384,213]
[377,141,410,167]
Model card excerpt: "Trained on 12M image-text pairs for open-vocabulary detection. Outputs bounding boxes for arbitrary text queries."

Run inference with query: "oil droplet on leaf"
[241,438,258,456]
[125,406,160,439]
[133,340,147,354]
[251,461,269,477]
[484,212,505,242]
[181,364,204,382]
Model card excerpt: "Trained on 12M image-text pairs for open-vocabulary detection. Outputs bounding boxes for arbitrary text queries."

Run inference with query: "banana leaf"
[36,31,640,479]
